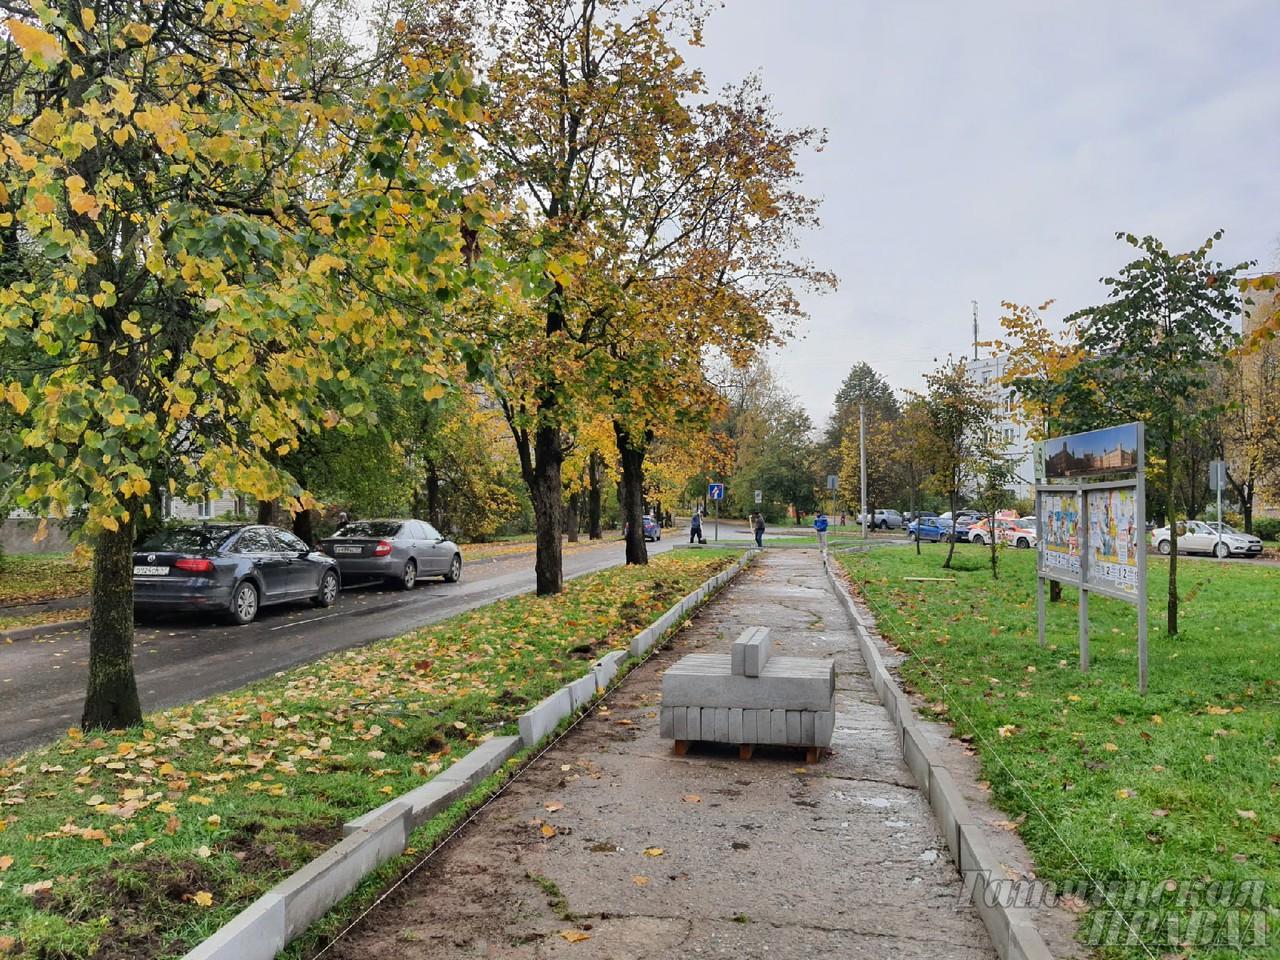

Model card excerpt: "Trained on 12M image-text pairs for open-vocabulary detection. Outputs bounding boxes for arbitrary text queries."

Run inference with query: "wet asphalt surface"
[0,539,675,758]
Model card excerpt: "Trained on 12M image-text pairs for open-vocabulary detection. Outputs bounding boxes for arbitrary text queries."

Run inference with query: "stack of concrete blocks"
[659,627,835,761]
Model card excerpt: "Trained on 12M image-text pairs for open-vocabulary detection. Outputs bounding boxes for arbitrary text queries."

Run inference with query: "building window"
[197,496,212,519]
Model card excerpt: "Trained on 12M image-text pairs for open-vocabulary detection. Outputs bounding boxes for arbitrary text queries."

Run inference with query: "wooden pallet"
[672,740,821,764]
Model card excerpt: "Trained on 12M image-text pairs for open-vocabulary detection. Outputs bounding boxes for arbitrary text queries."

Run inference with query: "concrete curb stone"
[517,687,573,746]
[0,617,90,643]
[823,555,1053,960]
[181,893,286,960]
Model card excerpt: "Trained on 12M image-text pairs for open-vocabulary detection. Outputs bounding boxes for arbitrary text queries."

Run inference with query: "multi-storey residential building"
[966,354,1034,499]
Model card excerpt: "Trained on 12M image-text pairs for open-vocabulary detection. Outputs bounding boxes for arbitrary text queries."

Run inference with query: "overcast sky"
[693,0,1280,427]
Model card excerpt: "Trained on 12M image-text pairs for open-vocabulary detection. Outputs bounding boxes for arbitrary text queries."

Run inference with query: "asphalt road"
[0,538,677,758]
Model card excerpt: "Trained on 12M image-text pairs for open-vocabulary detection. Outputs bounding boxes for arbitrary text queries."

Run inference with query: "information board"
[1086,488,1140,596]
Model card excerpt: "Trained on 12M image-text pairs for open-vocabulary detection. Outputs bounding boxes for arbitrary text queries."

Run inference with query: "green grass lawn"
[840,544,1280,959]
[0,550,734,960]
[0,554,93,606]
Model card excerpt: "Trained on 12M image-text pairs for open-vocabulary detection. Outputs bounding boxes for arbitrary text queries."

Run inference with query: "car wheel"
[398,560,417,591]
[972,534,984,546]
[314,569,340,607]
[1157,540,1171,555]
[444,553,462,583]
[1016,537,1030,549]
[227,581,259,625]
[1214,541,1230,559]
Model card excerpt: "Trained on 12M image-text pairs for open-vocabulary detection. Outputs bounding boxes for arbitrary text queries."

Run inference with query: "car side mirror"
[299,549,311,559]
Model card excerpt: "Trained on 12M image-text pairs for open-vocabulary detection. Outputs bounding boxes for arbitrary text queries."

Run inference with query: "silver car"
[318,519,462,589]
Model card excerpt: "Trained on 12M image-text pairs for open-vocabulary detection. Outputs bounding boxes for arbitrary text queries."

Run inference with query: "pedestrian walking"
[690,508,704,544]
[839,511,847,527]
[754,511,766,548]
[814,511,830,553]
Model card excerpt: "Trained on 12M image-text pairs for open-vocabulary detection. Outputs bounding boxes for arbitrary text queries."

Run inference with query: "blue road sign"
[708,482,725,501]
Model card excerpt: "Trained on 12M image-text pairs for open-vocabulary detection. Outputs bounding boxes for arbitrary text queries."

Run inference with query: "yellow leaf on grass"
[0,855,13,871]
[192,890,214,907]
[1237,810,1258,820]
[642,847,664,857]
[1102,742,1118,752]
[558,930,590,943]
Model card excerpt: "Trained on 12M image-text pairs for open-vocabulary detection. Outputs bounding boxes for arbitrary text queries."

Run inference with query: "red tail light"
[372,540,392,557]
[174,558,214,574]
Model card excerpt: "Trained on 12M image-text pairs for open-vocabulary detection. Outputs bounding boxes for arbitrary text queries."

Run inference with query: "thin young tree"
[1066,231,1248,635]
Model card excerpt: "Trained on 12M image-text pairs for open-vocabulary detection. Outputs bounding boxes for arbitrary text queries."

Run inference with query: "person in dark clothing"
[753,512,765,548]
[690,509,703,544]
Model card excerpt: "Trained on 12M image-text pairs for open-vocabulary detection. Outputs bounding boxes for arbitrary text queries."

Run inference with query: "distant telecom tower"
[972,300,978,360]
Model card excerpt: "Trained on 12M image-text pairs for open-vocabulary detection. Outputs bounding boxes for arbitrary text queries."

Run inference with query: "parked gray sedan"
[318,519,462,589]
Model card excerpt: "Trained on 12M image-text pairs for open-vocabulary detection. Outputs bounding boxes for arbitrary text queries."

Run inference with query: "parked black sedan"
[132,523,340,624]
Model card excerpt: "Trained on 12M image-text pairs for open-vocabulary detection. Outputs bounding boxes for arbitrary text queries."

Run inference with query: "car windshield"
[1213,523,1241,535]
[138,526,237,552]
[334,521,403,538]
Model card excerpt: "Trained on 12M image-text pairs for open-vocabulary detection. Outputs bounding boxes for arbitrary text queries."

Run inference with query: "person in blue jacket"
[814,511,829,553]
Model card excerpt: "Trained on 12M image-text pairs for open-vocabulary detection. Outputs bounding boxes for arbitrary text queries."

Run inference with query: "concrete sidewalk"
[325,550,993,959]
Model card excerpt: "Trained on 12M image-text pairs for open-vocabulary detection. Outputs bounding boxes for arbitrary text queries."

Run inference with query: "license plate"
[333,545,362,555]
[133,565,169,576]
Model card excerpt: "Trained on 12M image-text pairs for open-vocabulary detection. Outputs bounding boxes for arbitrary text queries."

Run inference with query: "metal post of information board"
[1136,427,1148,694]
[1036,572,1046,647]
[1078,485,1089,673]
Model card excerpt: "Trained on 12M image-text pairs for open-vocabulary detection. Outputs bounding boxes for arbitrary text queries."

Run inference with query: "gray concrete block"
[785,710,801,745]
[566,671,597,712]
[1007,918,1056,960]
[672,706,685,740]
[181,893,286,960]
[728,707,743,743]
[801,710,815,746]
[770,710,786,745]
[928,767,974,866]
[344,777,466,836]
[659,706,674,739]
[960,824,1011,958]
[518,687,573,746]
[274,804,409,941]
[662,654,835,711]
[730,626,772,677]
[814,709,835,747]
[436,735,521,787]
[592,649,628,691]
[901,723,934,793]
[686,706,701,741]
[714,707,729,742]
[741,709,756,744]
[630,625,658,657]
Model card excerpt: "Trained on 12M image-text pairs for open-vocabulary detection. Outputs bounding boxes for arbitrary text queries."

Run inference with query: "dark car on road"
[318,519,462,589]
[133,524,340,625]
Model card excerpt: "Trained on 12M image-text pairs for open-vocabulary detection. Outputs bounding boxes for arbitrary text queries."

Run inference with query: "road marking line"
[270,613,342,631]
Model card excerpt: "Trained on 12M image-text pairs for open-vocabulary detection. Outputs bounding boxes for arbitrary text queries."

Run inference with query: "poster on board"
[1038,490,1081,578]
[1085,488,1140,595]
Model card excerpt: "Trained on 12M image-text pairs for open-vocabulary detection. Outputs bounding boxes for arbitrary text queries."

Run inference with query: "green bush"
[1251,516,1280,541]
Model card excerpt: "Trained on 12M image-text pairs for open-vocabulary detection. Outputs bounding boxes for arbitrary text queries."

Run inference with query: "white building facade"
[966,354,1034,500]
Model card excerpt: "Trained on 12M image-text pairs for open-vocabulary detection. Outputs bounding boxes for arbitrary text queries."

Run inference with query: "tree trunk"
[82,514,143,730]
[1166,432,1178,636]
[566,491,580,543]
[587,452,603,540]
[293,508,315,547]
[1243,492,1253,534]
[426,462,442,528]
[531,423,564,595]
[910,487,920,556]
[942,488,958,569]
[256,499,275,525]
[615,423,649,566]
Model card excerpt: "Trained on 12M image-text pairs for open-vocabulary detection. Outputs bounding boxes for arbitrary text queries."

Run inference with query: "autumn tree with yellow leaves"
[0,0,490,727]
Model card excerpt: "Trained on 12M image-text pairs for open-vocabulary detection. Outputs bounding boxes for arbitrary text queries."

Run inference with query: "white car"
[855,509,903,529]
[1150,520,1263,558]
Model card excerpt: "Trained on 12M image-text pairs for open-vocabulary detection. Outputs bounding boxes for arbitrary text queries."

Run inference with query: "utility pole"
[972,300,979,361]
[859,402,867,540]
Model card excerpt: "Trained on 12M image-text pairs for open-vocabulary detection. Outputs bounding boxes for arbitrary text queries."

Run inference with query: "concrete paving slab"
[321,550,993,960]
